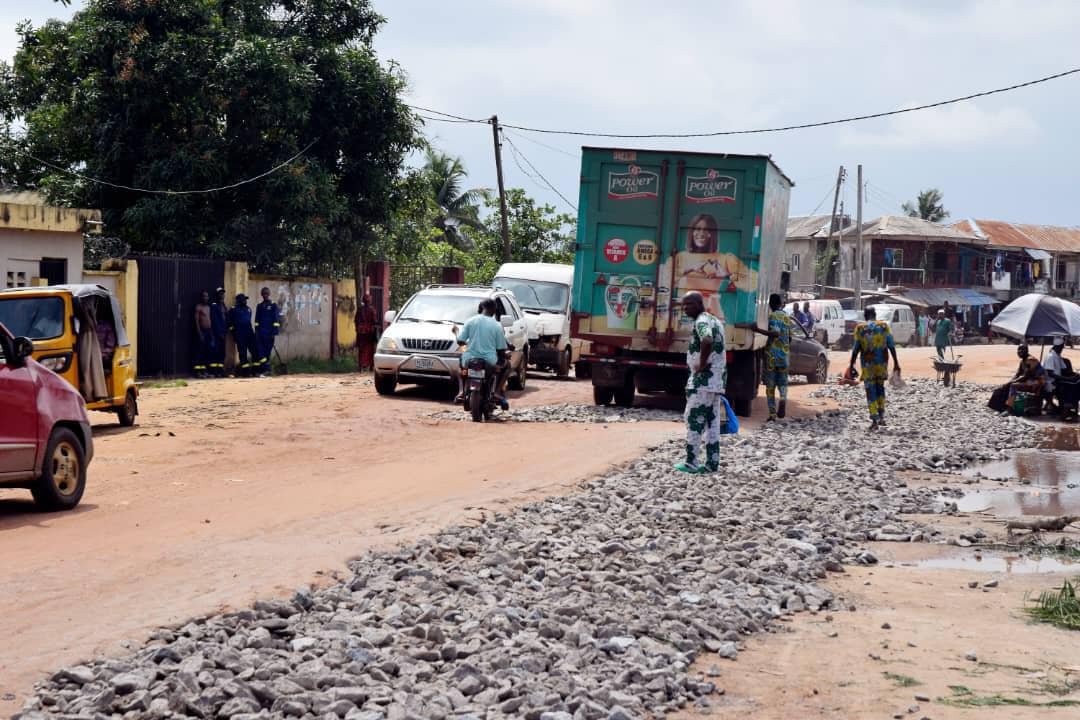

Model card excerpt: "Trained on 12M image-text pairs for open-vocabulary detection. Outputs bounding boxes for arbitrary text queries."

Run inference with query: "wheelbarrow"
[932,344,962,387]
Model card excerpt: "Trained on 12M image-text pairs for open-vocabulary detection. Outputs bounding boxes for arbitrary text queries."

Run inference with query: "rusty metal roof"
[839,215,982,243]
[952,219,1080,254]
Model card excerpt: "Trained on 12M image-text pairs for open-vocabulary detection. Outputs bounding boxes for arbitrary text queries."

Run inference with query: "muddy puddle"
[950,426,1080,515]
[905,551,1079,574]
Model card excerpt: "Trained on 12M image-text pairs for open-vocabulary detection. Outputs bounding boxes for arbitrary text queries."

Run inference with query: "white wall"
[1,229,83,287]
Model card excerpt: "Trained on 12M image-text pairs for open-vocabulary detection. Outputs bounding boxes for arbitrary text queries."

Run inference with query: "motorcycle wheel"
[470,388,484,422]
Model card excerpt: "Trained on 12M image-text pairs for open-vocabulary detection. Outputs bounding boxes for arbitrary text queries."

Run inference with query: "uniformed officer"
[227,293,257,376]
[209,287,228,377]
[253,286,281,377]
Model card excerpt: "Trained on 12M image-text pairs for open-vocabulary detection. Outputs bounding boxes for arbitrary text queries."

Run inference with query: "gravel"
[18,378,1030,720]
[431,403,682,424]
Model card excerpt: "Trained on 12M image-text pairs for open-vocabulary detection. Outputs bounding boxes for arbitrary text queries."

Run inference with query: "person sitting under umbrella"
[1044,335,1078,419]
[1005,344,1046,414]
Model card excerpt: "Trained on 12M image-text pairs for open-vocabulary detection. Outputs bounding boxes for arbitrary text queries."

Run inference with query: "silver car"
[374,285,530,396]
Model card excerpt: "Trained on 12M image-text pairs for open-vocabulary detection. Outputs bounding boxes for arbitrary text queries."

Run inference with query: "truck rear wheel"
[593,385,614,406]
[32,427,87,511]
[727,351,759,418]
[614,383,635,408]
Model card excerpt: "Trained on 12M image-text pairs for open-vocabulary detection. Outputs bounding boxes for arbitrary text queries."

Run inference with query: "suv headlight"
[377,336,398,352]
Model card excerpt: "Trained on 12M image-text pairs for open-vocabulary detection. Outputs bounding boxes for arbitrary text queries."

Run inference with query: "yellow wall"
[336,278,357,351]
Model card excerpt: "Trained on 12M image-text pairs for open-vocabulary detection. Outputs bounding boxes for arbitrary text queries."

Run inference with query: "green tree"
[467,188,576,283]
[422,148,488,250]
[1,0,421,277]
[902,188,949,223]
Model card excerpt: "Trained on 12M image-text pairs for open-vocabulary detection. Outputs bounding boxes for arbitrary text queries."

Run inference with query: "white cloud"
[839,102,1039,150]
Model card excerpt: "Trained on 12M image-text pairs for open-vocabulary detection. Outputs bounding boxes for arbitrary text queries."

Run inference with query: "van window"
[0,296,66,340]
[492,277,569,314]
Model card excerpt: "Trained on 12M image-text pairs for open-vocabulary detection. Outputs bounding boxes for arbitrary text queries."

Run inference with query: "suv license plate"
[468,368,485,378]
[414,357,436,370]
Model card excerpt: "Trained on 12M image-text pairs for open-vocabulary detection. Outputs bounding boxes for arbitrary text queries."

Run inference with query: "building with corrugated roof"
[0,191,102,288]
[951,219,1080,299]
[784,213,851,289]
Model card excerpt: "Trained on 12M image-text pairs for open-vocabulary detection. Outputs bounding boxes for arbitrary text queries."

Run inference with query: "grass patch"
[1025,578,1080,631]
[883,672,921,687]
[272,356,357,375]
[943,684,1080,708]
[140,379,188,390]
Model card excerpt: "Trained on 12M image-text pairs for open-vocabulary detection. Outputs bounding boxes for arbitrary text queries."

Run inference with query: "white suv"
[374,285,529,396]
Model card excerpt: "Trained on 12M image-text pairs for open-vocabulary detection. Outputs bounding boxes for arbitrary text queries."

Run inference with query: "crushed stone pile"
[18,379,1029,720]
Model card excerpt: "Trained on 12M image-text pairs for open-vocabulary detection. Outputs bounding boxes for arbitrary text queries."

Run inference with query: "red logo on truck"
[604,237,629,263]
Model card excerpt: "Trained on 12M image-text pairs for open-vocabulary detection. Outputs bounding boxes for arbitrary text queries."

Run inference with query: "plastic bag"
[889,367,906,389]
[839,366,859,386]
[719,395,739,434]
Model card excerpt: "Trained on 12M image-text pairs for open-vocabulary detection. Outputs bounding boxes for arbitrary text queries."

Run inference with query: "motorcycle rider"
[452,298,510,409]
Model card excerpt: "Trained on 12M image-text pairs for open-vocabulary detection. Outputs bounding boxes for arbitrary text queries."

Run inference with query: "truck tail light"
[593,343,616,356]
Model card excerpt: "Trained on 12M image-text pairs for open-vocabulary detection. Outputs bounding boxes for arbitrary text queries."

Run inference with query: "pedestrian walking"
[355,293,379,372]
[193,290,212,378]
[848,306,901,430]
[227,293,257,376]
[933,308,954,359]
[755,293,794,421]
[209,287,228,376]
[675,291,727,474]
[253,287,281,377]
[802,301,815,333]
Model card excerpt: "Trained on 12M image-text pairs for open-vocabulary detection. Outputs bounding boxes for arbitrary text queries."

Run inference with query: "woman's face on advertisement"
[691,220,710,249]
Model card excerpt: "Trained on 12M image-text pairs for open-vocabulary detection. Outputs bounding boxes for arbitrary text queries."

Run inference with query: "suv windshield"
[0,296,66,340]
[494,278,569,314]
[398,293,484,324]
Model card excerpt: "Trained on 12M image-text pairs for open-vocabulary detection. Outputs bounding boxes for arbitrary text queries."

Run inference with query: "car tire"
[809,354,829,384]
[509,351,528,390]
[593,385,614,406]
[117,390,138,427]
[556,348,571,378]
[31,427,87,511]
[374,373,397,395]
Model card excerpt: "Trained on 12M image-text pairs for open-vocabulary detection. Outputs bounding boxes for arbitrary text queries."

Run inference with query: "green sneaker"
[674,462,702,474]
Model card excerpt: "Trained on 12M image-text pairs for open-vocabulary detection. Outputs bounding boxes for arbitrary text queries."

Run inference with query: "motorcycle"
[462,357,499,422]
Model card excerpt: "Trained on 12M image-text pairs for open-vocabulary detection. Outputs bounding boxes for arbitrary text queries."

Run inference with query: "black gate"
[136,256,225,376]
[389,265,442,311]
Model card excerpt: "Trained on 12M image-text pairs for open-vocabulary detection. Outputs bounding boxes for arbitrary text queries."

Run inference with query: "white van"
[869,303,917,345]
[493,263,588,377]
[785,299,845,347]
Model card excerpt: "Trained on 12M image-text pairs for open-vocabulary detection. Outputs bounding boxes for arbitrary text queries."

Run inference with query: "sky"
[4,0,1079,226]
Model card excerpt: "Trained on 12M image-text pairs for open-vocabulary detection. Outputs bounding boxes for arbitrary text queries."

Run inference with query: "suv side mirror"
[384,310,397,324]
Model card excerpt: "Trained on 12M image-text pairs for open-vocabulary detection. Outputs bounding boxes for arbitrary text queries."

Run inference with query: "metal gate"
[389,265,443,311]
[136,256,225,376]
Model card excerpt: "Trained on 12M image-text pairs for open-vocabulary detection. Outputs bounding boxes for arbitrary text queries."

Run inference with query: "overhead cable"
[9,139,320,195]
[502,134,577,211]
[410,66,1080,139]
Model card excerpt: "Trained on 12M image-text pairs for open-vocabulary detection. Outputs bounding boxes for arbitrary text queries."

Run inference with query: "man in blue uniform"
[253,287,281,377]
[227,293,257,377]
[209,287,228,377]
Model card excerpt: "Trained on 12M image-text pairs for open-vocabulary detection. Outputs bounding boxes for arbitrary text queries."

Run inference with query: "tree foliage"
[1,0,421,276]
[902,188,949,223]
[422,148,488,250]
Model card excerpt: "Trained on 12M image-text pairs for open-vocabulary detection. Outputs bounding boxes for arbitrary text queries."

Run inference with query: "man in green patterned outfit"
[675,291,727,474]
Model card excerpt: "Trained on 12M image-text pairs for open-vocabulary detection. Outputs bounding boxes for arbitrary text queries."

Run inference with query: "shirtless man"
[194,290,213,378]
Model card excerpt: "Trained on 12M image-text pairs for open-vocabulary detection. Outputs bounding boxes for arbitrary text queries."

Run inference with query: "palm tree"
[902,188,949,223]
[423,148,489,249]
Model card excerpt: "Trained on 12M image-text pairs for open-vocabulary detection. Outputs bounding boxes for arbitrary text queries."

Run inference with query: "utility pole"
[821,165,845,290]
[854,164,864,311]
[491,115,511,262]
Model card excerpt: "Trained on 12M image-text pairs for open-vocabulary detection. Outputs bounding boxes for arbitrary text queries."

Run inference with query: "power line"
[416,113,477,125]
[413,66,1080,139]
[503,128,579,159]
[407,105,488,124]
[501,134,577,211]
[9,139,320,195]
[801,184,836,218]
